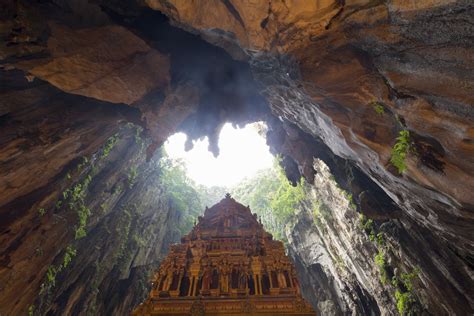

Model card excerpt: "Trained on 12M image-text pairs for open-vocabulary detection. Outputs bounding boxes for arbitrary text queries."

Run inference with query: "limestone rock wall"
[286,159,472,315]
[0,70,181,315]
[1,119,181,315]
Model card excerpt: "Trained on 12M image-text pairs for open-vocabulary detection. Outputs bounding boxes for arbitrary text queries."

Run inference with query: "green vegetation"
[231,158,306,242]
[38,208,46,217]
[369,231,376,242]
[358,207,421,314]
[76,156,89,171]
[41,244,77,295]
[128,166,138,188]
[342,191,356,210]
[100,203,107,214]
[100,134,119,159]
[55,200,62,210]
[158,155,204,234]
[370,101,385,115]
[358,213,422,314]
[376,232,384,247]
[62,174,93,240]
[28,305,35,316]
[113,183,124,195]
[400,269,419,292]
[269,175,305,226]
[359,215,390,284]
[359,214,375,235]
[375,249,388,284]
[312,200,332,230]
[390,130,411,173]
[391,268,420,314]
[116,207,133,261]
[395,289,415,315]
[62,245,77,269]
[46,266,57,287]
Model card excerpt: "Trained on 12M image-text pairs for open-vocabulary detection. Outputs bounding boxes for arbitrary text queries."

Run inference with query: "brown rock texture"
[19,23,170,105]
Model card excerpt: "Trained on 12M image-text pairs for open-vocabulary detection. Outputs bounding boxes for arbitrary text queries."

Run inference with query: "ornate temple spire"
[132,195,316,315]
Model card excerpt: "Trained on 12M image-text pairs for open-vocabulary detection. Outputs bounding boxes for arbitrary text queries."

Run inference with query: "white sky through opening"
[164,122,274,187]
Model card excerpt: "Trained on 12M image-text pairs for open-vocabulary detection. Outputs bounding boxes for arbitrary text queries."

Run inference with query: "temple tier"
[132,194,316,315]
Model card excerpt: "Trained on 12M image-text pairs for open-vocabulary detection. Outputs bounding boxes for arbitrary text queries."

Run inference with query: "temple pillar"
[254,274,261,295]
[189,262,201,297]
[188,277,194,296]
[250,257,262,295]
[192,276,199,296]
[287,271,294,288]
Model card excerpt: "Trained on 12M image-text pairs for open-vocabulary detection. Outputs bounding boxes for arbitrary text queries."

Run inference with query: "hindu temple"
[132,194,315,315]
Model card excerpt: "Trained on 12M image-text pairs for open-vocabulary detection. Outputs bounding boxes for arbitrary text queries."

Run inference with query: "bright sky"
[164,123,274,187]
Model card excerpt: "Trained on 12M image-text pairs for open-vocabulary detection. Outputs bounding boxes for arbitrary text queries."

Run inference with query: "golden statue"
[132,194,316,315]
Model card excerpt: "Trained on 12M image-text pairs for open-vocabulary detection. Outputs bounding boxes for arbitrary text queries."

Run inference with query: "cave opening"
[164,122,274,187]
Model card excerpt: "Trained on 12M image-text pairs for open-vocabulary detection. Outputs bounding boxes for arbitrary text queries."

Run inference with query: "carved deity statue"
[162,267,175,291]
[277,269,287,288]
[220,259,231,293]
[239,266,249,290]
[201,264,213,291]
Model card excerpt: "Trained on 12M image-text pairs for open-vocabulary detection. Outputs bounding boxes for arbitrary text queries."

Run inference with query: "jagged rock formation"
[287,160,471,315]
[1,0,473,315]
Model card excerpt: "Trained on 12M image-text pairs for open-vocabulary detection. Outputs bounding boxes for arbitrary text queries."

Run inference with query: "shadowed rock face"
[0,0,473,315]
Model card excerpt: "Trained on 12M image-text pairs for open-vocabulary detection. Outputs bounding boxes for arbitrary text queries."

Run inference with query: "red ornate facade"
[132,194,315,315]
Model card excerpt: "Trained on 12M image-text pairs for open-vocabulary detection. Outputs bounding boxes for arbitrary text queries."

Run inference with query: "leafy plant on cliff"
[390,268,420,315]
[395,289,415,315]
[127,165,138,188]
[376,232,384,246]
[38,208,46,217]
[375,249,389,284]
[76,156,89,172]
[62,245,77,269]
[100,133,119,159]
[369,101,385,115]
[359,214,375,235]
[46,266,57,287]
[75,205,91,239]
[400,269,419,292]
[28,305,35,316]
[390,130,412,173]
[40,244,78,298]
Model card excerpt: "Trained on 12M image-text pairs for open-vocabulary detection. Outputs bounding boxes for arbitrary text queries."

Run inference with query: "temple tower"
[132,194,316,315]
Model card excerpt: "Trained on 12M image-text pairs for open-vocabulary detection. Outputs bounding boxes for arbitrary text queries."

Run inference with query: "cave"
[1,1,473,315]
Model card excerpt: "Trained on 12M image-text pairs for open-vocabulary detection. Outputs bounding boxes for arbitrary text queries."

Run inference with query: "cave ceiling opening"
[164,122,274,187]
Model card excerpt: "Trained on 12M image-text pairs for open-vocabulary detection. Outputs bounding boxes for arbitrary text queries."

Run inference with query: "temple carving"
[132,194,316,315]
